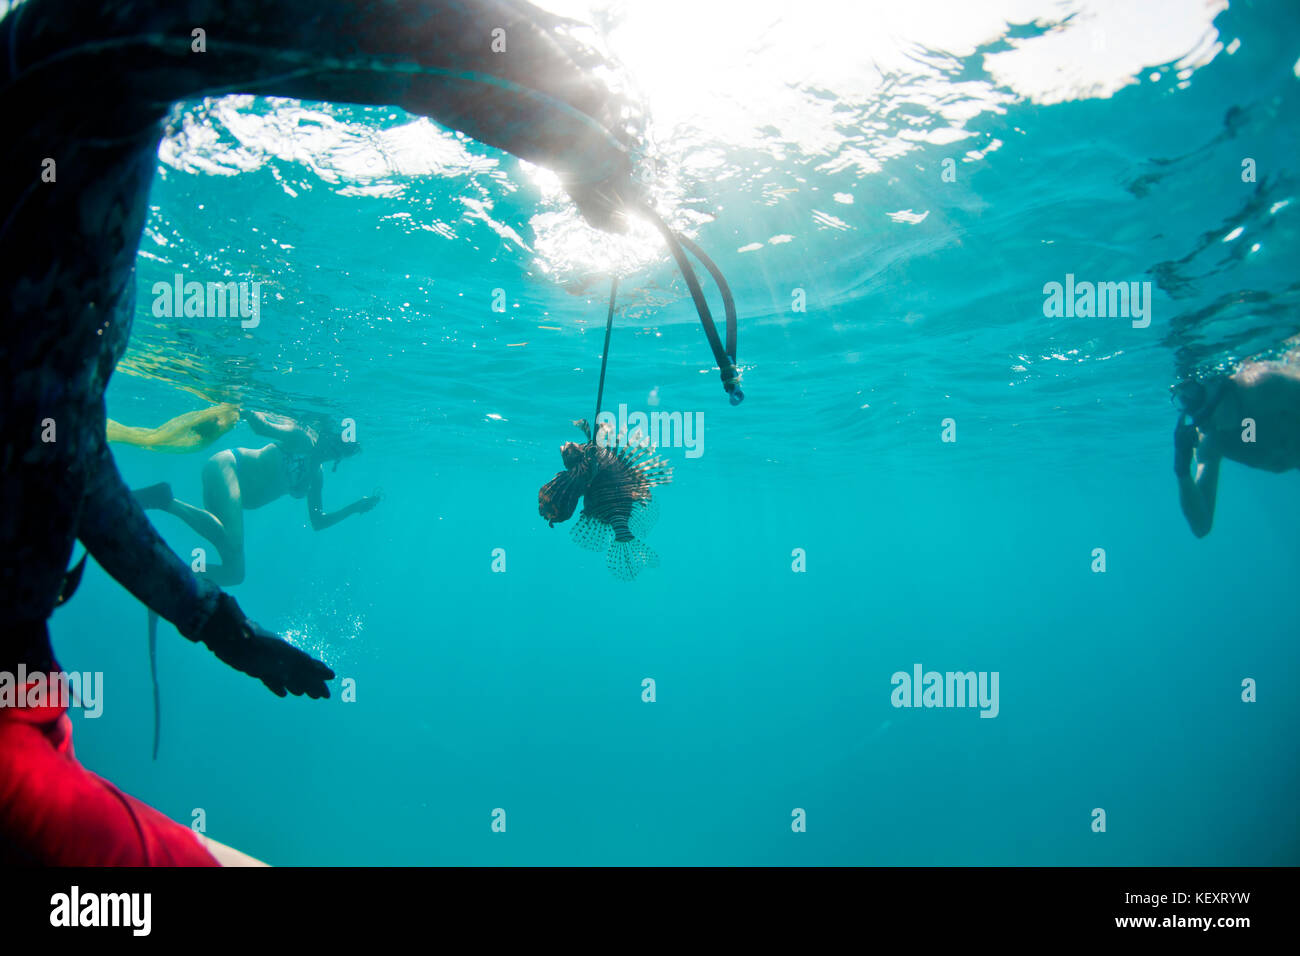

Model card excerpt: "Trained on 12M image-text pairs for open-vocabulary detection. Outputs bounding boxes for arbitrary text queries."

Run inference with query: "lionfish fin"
[571,512,614,552]
[627,497,659,539]
[606,538,659,581]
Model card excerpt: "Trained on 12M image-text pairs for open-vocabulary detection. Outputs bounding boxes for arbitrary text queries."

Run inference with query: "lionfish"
[538,420,673,580]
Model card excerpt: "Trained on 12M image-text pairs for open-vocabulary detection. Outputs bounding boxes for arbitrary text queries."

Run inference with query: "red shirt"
[0,684,219,866]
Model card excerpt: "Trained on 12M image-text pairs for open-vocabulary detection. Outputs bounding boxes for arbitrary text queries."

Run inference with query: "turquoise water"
[49,0,1300,864]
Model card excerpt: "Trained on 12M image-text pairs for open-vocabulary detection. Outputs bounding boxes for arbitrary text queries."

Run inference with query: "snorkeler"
[135,411,380,587]
[1173,344,1300,537]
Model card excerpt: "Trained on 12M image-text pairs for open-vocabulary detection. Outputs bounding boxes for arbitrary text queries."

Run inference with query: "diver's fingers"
[288,676,329,698]
[285,653,333,698]
[285,662,331,695]
[313,662,336,681]
[293,652,334,682]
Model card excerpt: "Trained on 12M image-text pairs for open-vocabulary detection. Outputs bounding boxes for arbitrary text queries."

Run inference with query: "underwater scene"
[6,0,1298,866]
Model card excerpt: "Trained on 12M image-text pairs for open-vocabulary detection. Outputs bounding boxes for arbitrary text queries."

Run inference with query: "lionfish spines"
[604,433,673,489]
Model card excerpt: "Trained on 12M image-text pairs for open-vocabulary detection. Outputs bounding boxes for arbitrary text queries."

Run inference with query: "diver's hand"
[356,492,382,514]
[192,593,334,699]
[1174,417,1198,478]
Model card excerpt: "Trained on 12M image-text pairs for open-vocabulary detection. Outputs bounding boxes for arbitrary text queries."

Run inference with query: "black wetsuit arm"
[6,0,640,228]
[77,436,220,638]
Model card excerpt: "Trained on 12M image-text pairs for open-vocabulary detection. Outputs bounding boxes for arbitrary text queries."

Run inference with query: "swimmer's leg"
[190,453,245,587]
[137,452,246,586]
[134,481,173,510]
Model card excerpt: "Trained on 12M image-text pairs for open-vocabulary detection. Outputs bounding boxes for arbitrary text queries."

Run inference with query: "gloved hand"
[190,592,334,699]
[1174,416,1198,478]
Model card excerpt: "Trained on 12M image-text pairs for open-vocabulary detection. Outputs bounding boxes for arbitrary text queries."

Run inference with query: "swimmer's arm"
[1177,445,1221,539]
[306,472,378,531]
[245,410,297,438]
[245,410,315,454]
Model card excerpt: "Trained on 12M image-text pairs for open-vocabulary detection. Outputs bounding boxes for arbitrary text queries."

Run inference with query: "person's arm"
[78,431,333,698]
[15,0,643,232]
[307,471,379,531]
[245,410,316,455]
[79,435,221,636]
[1175,418,1220,538]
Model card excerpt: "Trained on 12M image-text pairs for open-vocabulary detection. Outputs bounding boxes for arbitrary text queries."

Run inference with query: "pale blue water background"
[45,0,1300,864]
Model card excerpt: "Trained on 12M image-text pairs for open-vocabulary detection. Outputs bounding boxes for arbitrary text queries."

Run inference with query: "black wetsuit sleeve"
[76,435,220,639]
[6,0,641,228]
